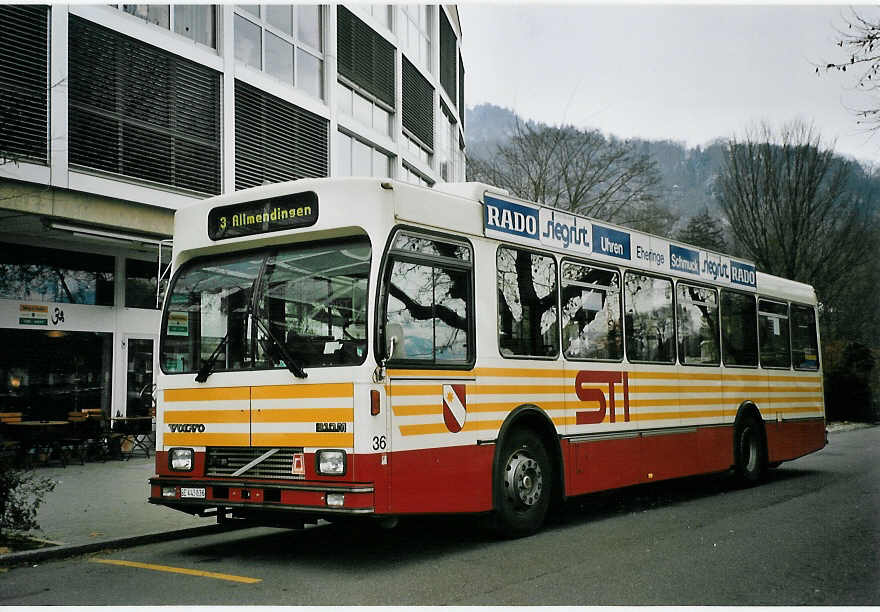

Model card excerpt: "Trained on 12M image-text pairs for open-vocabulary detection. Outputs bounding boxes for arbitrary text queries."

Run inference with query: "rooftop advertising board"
[483,193,757,290]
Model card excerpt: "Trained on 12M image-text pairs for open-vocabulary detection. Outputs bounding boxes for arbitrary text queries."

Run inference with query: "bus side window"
[624,272,674,364]
[560,261,622,361]
[496,246,559,358]
[676,283,720,366]
[790,304,819,371]
[720,290,758,367]
[382,231,473,366]
[758,299,790,368]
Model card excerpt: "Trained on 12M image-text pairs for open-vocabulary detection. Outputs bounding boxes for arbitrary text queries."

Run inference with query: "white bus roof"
[172,178,816,304]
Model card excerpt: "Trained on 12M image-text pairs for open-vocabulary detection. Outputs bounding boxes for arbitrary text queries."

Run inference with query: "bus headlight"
[316,450,346,475]
[169,448,194,471]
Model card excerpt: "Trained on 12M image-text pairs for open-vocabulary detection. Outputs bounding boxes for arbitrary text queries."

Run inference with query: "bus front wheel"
[493,429,551,538]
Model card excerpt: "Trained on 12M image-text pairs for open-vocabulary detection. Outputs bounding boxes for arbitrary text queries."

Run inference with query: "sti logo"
[574,370,631,424]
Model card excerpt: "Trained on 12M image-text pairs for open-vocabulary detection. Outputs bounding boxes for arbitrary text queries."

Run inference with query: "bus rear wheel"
[493,429,551,538]
[734,415,767,485]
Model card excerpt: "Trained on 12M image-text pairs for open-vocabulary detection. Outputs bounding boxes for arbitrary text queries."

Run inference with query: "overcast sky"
[458,3,880,165]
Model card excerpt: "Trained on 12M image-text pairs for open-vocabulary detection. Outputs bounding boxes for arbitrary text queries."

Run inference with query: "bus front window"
[161,237,370,376]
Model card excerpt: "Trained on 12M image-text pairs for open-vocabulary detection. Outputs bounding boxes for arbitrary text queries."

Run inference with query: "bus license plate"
[180,487,206,499]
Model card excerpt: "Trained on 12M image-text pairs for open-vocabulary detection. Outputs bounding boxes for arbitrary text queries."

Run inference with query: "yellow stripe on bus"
[164,387,250,402]
[391,400,567,417]
[252,408,353,423]
[399,419,504,436]
[390,383,564,397]
[251,383,353,400]
[164,432,249,446]
[165,410,249,423]
[629,384,822,395]
[251,432,353,447]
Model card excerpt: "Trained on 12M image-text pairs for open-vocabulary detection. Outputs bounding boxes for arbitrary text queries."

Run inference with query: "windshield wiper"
[251,252,307,379]
[194,331,229,383]
[195,275,259,383]
[252,313,308,378]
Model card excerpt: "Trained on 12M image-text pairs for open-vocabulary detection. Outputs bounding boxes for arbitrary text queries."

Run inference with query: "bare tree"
[716,120,876,303]
[821,7,880,131]
[467,119,667,231]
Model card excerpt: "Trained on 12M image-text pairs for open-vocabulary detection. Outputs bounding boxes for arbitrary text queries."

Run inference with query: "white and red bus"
[149,178,825,536]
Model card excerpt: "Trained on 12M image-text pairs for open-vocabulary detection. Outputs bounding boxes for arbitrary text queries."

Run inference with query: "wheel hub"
[504,450,544,508]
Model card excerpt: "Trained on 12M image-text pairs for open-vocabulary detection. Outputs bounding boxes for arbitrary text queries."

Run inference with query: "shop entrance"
[121,335,156,418]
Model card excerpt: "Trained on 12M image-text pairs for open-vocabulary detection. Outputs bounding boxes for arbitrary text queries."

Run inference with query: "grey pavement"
[1,454,231,566]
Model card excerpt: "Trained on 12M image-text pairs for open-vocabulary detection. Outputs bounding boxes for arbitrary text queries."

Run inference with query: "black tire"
[734,415,767,485]
[768,461,782,469]
[493,429,552,538]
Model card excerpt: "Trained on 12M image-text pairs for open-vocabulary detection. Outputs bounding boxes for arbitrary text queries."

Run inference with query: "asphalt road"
[2,426,878,605]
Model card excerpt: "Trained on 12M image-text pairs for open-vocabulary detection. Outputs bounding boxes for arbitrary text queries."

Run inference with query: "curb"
[0,523,250,567]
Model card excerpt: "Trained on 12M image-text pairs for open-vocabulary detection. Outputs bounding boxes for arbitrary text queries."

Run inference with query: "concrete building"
[0,4,467,421]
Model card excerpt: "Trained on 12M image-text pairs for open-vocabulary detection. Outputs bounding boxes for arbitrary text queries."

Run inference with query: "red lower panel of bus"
[765,419,826,463]
[152,418,824,516]
[563,419,824,497]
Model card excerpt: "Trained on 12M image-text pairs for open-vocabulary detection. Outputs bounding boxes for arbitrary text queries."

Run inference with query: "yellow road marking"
[90,558,262,584]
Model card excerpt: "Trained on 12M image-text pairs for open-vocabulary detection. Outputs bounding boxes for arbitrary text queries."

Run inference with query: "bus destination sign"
[208,191,319,240]
[483,193,757,290]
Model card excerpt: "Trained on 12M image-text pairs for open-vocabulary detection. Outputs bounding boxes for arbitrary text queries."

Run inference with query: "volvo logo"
[169,423,206,433]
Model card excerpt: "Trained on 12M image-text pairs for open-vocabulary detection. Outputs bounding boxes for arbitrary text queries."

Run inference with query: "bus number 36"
[372,435,387,450]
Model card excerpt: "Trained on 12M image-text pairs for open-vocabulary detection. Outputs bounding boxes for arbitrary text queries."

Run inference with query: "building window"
[0,5,48,166]
[234,5,325,100]
[0,242,114,306]
[126,258,168,310]
[458,52,465,130]
[336,7,395,108]
[235,80,329,190]
[401,5,431,73]
[0,330,113,420]
[401,162,433,187]
[437,104,458,181]
[120,5,217,48]
[497,246,559,358]
[68,16,222,194]
[336,82,391,137]
[439,9,456,102]
[382,231,473,366]
[624,272,675,364]
[335,131,391,178]
[361,4,392,31]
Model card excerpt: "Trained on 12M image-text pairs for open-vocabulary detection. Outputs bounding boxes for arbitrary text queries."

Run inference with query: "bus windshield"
[160,236,371,375]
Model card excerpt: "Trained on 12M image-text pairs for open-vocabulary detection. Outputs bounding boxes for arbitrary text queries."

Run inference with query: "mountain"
[464,103,728,228]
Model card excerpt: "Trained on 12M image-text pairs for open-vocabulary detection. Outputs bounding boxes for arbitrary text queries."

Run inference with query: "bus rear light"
[370,390,380,415]
[326,493,345,507]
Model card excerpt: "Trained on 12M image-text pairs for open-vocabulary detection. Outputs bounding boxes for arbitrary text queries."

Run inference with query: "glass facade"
[0,242,114,306]
[0,329,112,420]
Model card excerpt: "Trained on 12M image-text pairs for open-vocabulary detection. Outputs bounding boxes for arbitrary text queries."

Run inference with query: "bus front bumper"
[149,476,375,519]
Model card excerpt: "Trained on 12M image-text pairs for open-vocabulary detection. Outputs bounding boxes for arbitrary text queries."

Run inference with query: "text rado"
[168,423,206,433]
[316,422,346,432]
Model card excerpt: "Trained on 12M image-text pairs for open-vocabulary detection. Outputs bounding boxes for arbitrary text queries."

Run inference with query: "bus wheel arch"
[733,402,768,484]
[490,405,563,537]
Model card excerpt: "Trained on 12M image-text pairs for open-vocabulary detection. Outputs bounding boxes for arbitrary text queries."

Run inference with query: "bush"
[0,462,56,536]
[824,342,879,423]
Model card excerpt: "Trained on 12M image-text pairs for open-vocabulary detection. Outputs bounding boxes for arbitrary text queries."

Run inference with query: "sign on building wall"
[483,193,757,289]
